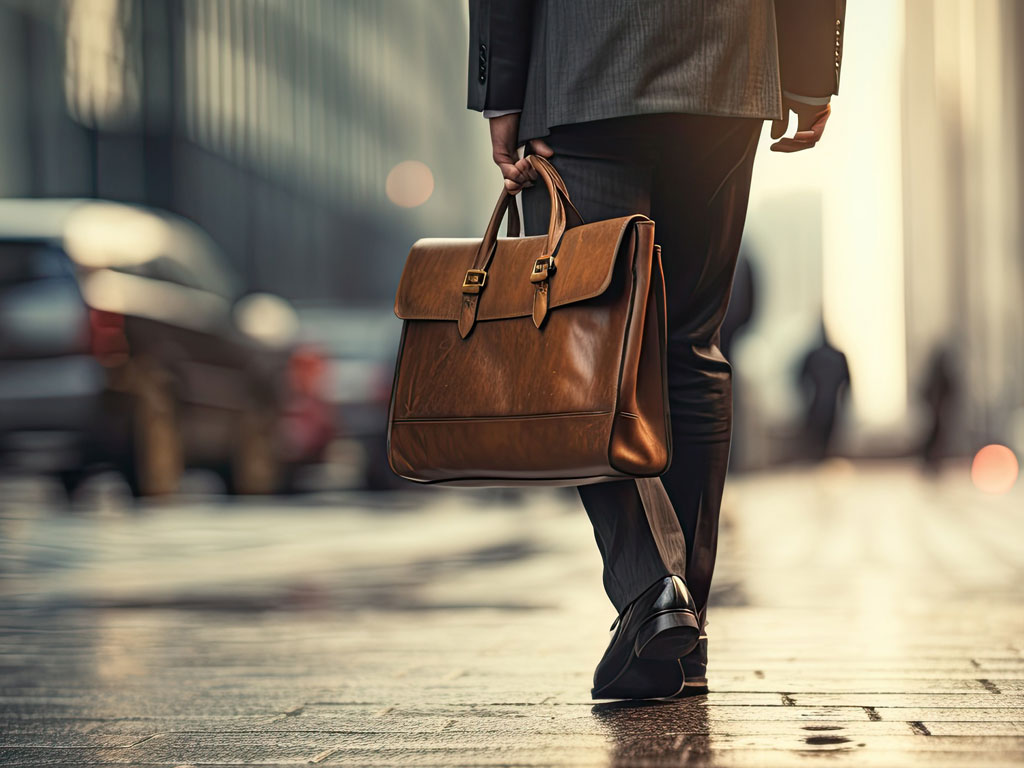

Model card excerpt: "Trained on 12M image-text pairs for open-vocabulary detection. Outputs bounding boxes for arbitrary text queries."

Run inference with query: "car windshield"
[297,307,400,361]
[0,240,72,284]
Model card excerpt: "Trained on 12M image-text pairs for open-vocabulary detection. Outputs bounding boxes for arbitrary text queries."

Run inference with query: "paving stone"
[710,678,1000,693]
[924,722,1024,736]
[871,707,1024,722]
[789,693,1024,708]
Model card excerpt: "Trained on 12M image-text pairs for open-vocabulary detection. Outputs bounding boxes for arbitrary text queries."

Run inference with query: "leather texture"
[618,634,709,699]
[387,155,671,486]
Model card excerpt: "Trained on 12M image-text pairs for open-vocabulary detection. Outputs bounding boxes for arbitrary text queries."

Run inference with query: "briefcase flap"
[394,215,646,321]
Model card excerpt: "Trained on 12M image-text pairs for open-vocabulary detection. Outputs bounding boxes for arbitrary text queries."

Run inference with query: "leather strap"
[506,194,521,237]
[526,155,582,328]
[528,154,584,229]
[459,190,519,337]
[458,155,585,338]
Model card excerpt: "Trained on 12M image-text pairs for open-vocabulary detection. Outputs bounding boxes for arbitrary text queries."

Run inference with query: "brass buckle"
[530,256,556,283]
[462,268,487,294]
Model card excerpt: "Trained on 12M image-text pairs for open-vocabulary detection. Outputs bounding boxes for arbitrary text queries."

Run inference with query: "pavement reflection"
[593,700,713,766]
[0,462,1022,767]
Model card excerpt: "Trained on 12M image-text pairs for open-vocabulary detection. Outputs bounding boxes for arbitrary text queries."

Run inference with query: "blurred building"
[902,0,1024,456]
[739,0,908,464]
[0,0,495,302]
[733,0,1024,466]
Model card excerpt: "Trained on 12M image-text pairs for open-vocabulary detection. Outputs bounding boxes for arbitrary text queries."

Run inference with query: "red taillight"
[289,345,328,398]
[372,365,393,404]
[88,309,129,366]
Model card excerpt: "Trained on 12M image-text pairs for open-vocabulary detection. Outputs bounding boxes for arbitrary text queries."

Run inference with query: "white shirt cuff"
[483,109,522,119]
[783,90,832,106]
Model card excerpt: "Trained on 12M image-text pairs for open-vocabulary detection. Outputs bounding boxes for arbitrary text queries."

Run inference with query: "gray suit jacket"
[467,0,847,142]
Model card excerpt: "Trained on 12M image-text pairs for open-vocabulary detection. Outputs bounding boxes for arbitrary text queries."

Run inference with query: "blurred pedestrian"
[920,346,959,474]
[720,253,758,363]
[798,321,851,461]
[720,253,758,472]
[468,0,846,699]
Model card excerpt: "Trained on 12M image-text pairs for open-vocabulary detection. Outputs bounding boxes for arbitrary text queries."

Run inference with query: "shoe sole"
[591,610,700,700]
[672,682,710,699]
[634,609,701,660]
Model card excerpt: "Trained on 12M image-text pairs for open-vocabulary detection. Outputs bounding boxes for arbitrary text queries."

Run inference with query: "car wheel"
[226,405,281,495]
[57,469,87,501]
[124,363,183,498]
[364,436,406,491]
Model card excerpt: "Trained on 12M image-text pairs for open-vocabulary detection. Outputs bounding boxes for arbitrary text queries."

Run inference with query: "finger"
[529,138,555,157]
[796,103,830,134]
[503,177,524,194]
[769,137,815,153]
[770,115,789,140]
[806,105,830,141]
[770,136,815,152]
[790,114,828,146]
[514,157,538,182]
[499,162,528,185]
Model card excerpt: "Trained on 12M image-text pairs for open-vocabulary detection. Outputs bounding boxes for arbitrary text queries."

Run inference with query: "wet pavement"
[1,461,1022,766]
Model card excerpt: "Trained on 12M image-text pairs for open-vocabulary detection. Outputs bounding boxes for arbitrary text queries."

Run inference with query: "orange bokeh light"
[385,160,434,208]
[970,444,1019,495]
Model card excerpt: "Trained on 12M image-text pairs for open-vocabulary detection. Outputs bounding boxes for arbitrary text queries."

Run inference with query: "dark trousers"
[522,114,761,620]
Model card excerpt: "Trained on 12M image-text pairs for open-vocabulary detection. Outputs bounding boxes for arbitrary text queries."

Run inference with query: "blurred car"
[293,303,402,489]
[0,199,328,497]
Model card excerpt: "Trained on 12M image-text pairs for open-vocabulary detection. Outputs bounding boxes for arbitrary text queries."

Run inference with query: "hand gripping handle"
[458,156,585,337]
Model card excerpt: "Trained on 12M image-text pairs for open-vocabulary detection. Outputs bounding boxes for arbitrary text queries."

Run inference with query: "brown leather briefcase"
[386,154,670,486]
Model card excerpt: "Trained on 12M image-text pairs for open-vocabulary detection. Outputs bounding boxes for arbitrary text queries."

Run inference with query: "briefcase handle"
[458,155,586,337]
[528,154,585,230]
[472,155,583,271]
[491,156,580,239]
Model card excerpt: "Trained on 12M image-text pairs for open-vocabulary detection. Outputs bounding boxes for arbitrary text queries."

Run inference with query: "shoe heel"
[634,610,700,660]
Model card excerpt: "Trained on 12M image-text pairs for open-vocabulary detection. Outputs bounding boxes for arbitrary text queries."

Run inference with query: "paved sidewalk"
[1,462,1022,766]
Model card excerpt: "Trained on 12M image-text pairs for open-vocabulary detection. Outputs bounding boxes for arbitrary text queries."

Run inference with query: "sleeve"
[467,0,535,112]
[774,0,847,98]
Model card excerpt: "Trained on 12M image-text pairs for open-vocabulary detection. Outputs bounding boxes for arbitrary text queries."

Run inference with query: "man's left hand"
[770,99,831,153]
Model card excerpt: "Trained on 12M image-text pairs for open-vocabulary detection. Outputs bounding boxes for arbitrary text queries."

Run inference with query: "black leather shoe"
[591,575,701,700]
[677,634,709,696]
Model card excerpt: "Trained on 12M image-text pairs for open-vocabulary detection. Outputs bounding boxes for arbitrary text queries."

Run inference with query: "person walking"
[467,0,846,699]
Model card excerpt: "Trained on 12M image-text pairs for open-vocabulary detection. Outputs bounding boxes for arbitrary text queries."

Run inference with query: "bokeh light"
[970,444,1019,495]
[385,161,434,208]
[232,292,300,348]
